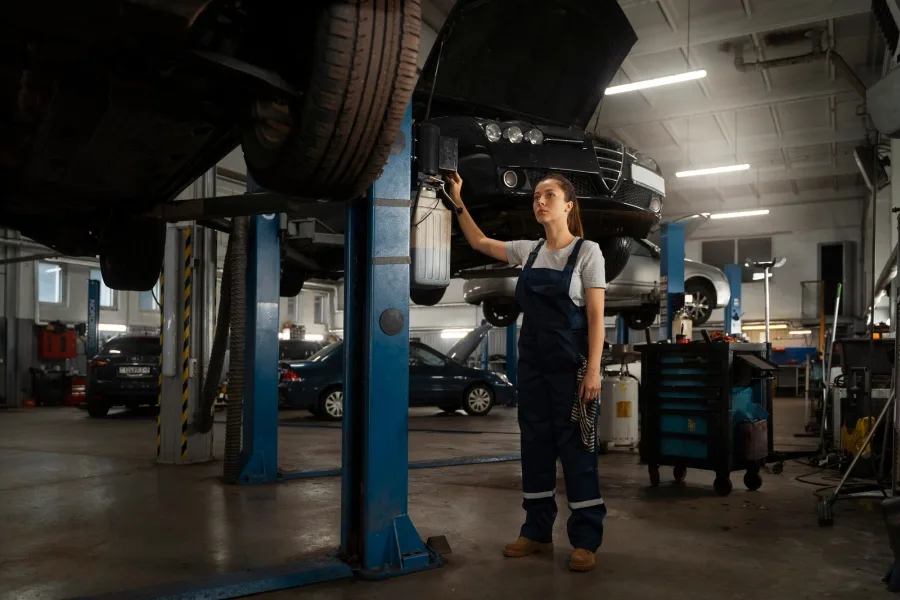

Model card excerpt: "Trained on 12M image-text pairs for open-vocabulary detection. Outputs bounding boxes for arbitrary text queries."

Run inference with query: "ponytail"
[539,173,584,237]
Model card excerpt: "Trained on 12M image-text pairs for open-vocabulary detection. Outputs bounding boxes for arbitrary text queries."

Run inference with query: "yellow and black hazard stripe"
[157,270,164,460]
[181,227,192,460]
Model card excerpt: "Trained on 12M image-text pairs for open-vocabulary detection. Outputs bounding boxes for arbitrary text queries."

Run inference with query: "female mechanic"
[445,171,606,573]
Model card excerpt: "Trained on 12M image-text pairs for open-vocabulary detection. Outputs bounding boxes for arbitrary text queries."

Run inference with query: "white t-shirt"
[505,238,606,307]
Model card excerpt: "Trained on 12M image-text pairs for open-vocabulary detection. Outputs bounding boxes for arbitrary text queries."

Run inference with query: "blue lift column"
[340,107,436,578]
[238,212,281,484]
[723,263,743,335]
[615,316,630,344]
[658,222,685,342]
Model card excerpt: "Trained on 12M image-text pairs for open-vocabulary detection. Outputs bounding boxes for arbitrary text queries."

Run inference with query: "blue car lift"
[658,221,685,342]
[122,107,439,599]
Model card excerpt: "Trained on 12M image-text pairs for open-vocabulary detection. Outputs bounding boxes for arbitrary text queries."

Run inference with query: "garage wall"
[684,199,864,323]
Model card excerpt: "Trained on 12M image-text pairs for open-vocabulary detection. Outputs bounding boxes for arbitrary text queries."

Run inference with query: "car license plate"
[119,365,151,376]
[631,164,666,195]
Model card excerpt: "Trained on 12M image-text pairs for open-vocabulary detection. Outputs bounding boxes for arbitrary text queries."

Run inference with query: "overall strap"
[524,240,545,269]
[565,238,586,270]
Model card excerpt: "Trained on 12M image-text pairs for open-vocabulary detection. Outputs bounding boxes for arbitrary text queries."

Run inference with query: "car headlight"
[525,128,543,145]
[504,126,523,143]
[484,123,502,142]
[495,372,510,384]
[650,196,662,212]
[632,151,659,173]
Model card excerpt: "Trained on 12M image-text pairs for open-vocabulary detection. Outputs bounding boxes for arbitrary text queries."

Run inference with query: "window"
[38,262,63,304]
[737,237,773,284]
[100,336,160,357]
[286,297,297,321]
[314,294,327,325]
[700,240,735,272]
[409,344,445,367]
[139,281,160,311]
[89,269,117,309]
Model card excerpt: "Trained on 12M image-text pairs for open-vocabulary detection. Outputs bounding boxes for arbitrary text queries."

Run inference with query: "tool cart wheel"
[743,470,763,491]
[649,465,661,487]
[771,461,784,475]
[673,465,687,482]
[713,475,733,496]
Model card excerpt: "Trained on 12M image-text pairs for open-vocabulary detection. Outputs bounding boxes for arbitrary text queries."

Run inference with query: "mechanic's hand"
[579,370,601,404]
[446,171,464,205]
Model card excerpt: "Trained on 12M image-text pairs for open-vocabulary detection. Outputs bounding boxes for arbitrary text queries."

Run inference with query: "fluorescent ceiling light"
[441,328,472,339]
[709,208,770,220]
[742,323,789,331]
[675,164,751,178]
[606,69,707,95]
[790,330,812,335]
[305,334,324,341]
[98,323,127,332]
[752,272,773,281]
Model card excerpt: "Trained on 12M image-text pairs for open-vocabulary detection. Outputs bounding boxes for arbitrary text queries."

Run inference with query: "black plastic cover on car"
[415,0,638,128]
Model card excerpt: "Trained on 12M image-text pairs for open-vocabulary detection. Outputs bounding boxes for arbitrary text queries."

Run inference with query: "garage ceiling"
[422,0,886,220]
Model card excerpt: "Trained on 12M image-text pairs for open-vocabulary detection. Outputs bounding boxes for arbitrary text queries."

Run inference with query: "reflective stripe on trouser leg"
[518,364,558,544]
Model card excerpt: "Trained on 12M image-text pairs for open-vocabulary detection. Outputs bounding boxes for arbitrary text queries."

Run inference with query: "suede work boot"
[569,549,596,572]
[503,536,552,558]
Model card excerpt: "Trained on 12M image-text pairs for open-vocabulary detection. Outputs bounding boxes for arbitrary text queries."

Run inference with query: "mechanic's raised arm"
[446,172,509,263]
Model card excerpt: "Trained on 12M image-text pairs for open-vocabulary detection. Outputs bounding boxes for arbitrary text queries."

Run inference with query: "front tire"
[87,399,110,418]
[596,237,632,282]
[623,308,658,330]
[483,299,520,328]
[240,1,422,201]
[99,218,165,291]
[463,384,494,416]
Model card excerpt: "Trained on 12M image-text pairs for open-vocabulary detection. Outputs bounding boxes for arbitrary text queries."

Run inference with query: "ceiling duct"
[727,30,866,98]
[853,145,890,191]
[873,0,900,58]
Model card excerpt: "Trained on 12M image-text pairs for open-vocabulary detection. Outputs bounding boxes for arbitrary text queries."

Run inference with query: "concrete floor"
[0,398,893,600]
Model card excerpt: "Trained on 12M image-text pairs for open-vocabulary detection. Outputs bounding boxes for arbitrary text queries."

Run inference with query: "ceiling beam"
[628,0,871,57]
[623,126,865,164]
[596,80,864,129]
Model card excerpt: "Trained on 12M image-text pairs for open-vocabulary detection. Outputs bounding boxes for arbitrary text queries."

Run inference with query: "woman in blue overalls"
[446,171,606,572]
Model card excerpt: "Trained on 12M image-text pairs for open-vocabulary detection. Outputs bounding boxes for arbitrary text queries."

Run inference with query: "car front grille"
[593,138,625,192]
[614,180,654,210]
[524,169,600,197]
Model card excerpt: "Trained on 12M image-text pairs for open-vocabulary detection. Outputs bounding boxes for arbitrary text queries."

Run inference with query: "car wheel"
[623,309,658,330]
[463,384,494,416]
[317,387,343,421]
[483,299,520,328]
[685,279,716,326]
[86,399,110,418]
[240,1,421,201]
[99,218,165,291]
[281,261,306,297]
[596,236,633,282]
[411,287,446,306]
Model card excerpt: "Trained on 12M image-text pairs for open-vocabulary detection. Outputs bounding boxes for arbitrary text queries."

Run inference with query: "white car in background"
[462,238,731,329]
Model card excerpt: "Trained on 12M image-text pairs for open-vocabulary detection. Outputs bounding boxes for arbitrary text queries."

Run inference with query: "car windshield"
[307,342,342,363]
[100,337,160,356]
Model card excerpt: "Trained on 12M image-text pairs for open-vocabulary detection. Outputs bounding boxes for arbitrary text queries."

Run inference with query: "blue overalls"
[515,238,606,552]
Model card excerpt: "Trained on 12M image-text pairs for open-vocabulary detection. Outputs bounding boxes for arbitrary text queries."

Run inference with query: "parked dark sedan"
[86,335,160,417]
[279,331,514,420]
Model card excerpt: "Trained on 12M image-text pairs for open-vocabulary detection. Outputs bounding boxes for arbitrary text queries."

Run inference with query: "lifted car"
[1,0,422,290]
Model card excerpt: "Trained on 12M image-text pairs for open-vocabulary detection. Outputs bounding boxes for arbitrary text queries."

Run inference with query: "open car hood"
[415,0,638,128]
[446,323,493,364]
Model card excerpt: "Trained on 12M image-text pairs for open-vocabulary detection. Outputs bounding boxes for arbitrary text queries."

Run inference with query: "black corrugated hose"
[193,232,235,434]
[223,216,248,483]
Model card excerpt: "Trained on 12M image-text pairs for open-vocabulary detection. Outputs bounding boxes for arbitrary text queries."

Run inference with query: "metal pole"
[764,266,771,344]
[819,283,842,452]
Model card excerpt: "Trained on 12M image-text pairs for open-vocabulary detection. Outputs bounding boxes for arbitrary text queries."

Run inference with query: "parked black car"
[279,326,514,420]
[86,335,160,417]
[2,2,421,291]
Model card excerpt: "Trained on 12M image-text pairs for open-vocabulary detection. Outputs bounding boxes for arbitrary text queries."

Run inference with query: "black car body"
[411,0,666,276]
[279,327,514,420]
[86,335,160,417]
[2,2,420,291]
